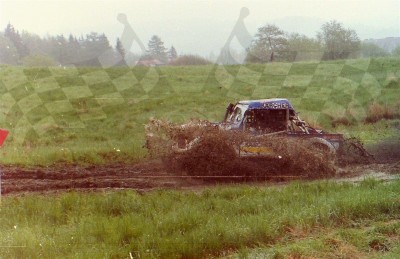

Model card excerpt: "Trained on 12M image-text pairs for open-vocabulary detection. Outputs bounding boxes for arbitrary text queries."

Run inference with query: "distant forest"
[0,23,125,66]
[1,21,399,67]
[0,23,180,67]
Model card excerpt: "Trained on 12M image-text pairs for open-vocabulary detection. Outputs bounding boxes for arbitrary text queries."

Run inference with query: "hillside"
[0,57,399,165]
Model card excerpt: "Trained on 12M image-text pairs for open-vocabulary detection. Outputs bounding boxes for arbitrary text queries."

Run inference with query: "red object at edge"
[0,129,9,147]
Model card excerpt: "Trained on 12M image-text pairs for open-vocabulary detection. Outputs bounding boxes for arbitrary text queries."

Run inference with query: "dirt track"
[0,161,202,195]
[1,160,399,196]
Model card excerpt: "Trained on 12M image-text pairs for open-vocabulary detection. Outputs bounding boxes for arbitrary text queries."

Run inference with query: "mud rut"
[0,161,202,195]
[1,160,399,196]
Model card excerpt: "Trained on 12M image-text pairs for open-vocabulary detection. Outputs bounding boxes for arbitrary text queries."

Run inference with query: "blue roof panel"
[240,99,294,110]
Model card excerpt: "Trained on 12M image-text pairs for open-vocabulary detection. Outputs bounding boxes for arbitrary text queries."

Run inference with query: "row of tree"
[0,23,178,66]
[1,21,399,66]
[245,20,400,63]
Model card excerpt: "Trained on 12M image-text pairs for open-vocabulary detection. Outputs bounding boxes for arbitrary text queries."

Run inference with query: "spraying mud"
[168,132,337,179]
[366,137,400,163]
[145,119,377,179]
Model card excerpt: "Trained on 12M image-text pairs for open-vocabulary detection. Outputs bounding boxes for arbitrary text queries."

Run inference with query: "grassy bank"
[335,119,400,144]
[1,179,400,258]
[0,57,399,165]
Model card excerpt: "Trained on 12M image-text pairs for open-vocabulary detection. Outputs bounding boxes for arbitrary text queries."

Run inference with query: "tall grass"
[365,101,400,123]
[1,180,399,258]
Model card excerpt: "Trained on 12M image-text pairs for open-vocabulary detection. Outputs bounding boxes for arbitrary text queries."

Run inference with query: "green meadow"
[1,180,400,258]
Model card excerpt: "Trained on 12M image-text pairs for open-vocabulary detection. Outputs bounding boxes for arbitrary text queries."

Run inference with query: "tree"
[286,33,323,61]
[245,24,288,63]
[4,23,29,59]
[115,37,125,60]
[79,32,111,65]
[361,42,389,58]
[168,46,177,60]
[317,20,360,60]
[169,55,211,66]
[0,33,19,64]
[65,34,81,64]
[21,31,44,56]
[392,44,400,56]
[147,35,167,62]
[50,35,68,64]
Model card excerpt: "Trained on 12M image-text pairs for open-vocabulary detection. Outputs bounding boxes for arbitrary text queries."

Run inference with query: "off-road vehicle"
[173,98,343,159]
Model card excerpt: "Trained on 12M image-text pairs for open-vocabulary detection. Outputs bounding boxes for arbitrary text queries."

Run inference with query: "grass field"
[0,58,399,258]
[0,179,399,258]
[0,57,399,165]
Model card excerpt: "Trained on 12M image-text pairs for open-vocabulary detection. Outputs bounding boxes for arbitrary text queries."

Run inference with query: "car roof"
[237,98,294,110]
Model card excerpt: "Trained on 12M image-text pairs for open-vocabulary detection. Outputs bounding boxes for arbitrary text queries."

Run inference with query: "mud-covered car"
[173,98,344,159]
[145,98,374,177]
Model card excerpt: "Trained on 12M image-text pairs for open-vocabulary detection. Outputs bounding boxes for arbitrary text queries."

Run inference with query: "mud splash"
[366,137,400,163]
[145,119,337,179]
[339,137,375,165]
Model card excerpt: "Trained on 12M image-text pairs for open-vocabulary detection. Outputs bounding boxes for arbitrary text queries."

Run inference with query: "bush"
[21,54,57,67]
[365,102,400,123]
[169,55,211,66]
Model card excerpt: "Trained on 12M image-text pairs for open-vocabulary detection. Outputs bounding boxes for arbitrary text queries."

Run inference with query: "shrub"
[365,102,400,123]
[169,55,211,66]
[21,54,57,67]
[331,117,353,127]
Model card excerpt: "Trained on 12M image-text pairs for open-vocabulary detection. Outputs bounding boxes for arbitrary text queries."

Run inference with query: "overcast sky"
[1,0,399,57]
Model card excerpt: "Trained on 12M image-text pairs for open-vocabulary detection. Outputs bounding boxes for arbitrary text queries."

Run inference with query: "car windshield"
[245,109,289,132]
